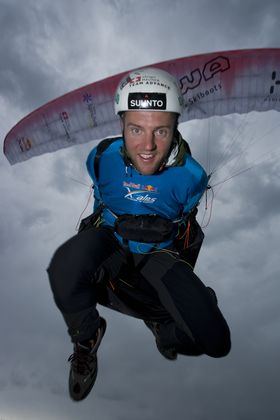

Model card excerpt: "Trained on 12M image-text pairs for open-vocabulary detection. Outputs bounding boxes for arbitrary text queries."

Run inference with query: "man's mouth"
[139,153,155,161]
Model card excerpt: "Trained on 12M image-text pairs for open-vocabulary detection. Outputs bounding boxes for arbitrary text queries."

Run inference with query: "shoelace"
[68,346,96,375]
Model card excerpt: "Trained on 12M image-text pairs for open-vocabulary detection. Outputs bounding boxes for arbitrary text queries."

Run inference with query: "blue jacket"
[86,137,208,253]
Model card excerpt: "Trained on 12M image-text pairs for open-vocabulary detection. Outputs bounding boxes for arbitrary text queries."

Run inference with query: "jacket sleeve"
[182,167,208,215]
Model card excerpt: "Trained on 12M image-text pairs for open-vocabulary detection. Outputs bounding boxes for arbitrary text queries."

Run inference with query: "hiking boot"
[144,320,177,361]
[68,317,106,401]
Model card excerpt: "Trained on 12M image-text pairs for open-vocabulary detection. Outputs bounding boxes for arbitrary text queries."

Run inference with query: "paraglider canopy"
[3,48,280,165]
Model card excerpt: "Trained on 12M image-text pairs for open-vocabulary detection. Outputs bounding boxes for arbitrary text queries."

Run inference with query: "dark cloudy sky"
[1,0,280,419]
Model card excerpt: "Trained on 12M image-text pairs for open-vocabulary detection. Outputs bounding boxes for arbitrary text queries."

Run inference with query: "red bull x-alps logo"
[123,182,158,203]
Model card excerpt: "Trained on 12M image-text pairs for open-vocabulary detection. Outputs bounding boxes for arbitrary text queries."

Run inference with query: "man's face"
[121,111,176,175]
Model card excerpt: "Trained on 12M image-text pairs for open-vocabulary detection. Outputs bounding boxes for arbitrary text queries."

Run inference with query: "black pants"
[47,226,231,357]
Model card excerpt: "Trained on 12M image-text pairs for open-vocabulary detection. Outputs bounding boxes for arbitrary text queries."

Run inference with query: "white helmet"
[114,67,184,115]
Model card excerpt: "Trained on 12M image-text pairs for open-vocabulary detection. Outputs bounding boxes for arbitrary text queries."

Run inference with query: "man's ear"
[119,112,125,132]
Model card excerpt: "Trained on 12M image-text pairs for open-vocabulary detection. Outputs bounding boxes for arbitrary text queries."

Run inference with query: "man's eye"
[131,127,141,134]
[155,129,167,137]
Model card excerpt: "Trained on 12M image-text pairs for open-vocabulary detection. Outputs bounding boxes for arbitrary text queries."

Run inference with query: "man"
[48,67,231,402]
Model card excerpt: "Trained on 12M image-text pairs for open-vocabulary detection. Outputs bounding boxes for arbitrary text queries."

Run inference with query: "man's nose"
[143,131,156,150]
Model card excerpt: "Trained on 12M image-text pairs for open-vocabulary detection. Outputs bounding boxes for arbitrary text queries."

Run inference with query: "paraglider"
[4,48,280,166]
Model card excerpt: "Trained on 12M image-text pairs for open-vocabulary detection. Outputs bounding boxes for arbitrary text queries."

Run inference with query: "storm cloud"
[0,0,280,419]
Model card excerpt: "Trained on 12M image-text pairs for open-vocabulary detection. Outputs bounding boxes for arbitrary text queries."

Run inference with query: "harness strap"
[94,137,122,179]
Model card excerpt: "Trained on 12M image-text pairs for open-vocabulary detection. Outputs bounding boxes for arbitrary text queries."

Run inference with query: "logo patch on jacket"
[123,181,158,203]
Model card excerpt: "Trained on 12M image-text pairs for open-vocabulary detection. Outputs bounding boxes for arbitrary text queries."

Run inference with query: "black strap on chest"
[94,137,122,179]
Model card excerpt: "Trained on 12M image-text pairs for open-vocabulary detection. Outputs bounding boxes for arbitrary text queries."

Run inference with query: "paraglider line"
[75,185,94,231]
[69,177,92,188]
[201,185,215,228]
